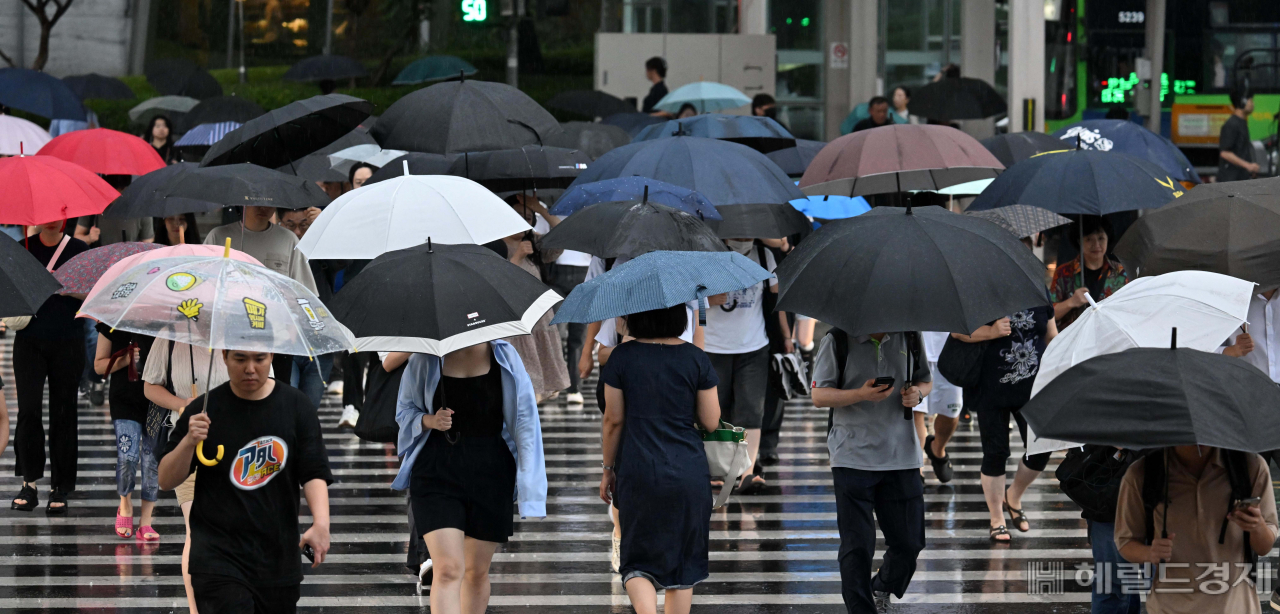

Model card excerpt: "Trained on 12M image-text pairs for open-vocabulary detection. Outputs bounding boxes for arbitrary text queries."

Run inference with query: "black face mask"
[763,107,778,120]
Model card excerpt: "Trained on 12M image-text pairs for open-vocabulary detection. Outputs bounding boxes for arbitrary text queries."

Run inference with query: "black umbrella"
[1021,345,1280,452]
[601,112,667,138]
[0,235,62,318]
[979,132,1069,168]
[156,163,330,211]
[101,163,225,219]
[328,242,562,356]
[541,200,727,259]
[180,96,266,132]
[711,203,812,240]
[62,73,135,100]
[200,94,373,169]
[366,146,591,192]
[144,59,223,99]
[1114,181,1280,288]
[544,121,631,160]
[283,55,368,82]
[766,139,826,177]
[546,90,636,119]
[277,127,377,183]
[908,77,1007,121]
[775,205,1049,337]
[967,150,1184,216]
[371,78,561,154]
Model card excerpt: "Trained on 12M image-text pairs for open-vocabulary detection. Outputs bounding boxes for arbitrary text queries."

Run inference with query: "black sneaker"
[88,382,105,407]
[923,435,954,483]
[873,590,891,612]
[759,451,780,466]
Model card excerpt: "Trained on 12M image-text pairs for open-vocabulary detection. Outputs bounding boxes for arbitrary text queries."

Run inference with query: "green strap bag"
[700,421,752,509]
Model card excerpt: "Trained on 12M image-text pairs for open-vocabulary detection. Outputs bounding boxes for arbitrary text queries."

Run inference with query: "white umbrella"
[326,144,407,176]
[1026,270,1255,454]
[296,166,532,260]
[0,114,52,155]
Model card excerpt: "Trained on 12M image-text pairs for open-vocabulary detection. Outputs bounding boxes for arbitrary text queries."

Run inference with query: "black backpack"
[1141,448,1258,579]
[1055,445,1143,523]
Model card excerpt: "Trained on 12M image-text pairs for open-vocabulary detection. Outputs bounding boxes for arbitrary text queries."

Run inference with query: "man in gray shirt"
[811,330,930,613]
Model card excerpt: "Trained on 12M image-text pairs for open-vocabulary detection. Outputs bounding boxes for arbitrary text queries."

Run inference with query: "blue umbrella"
[551,251,771,324]
[0,68,86,120]
[653,81,751,114]
[174,121,241,147]
[550,176,721,220]
[634,114,795,153]
[767,139,826,176]
[1052,119,1201,183]
[967,149,1185,216]
[790,194,871,221]
[601,112,667,138]
[392,55,478,85]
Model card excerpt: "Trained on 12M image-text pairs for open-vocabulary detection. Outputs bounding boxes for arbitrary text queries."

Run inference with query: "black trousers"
[976,403,1051,477]
[545,264,588,393]
[758,375,784,459]
[832,467,925,613]
[342,351,368,410]
[191,574,300,614]
[272,354,294,387]
[12,336,84,490]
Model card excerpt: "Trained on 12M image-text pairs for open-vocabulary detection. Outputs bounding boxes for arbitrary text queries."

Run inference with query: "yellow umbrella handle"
[197,441,223,466]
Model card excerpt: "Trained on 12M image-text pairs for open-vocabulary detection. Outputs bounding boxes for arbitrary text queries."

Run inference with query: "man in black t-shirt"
[160,349,333,614]
[641,56,669,115]
[852,96,893,133]
[1219,92,1258,182]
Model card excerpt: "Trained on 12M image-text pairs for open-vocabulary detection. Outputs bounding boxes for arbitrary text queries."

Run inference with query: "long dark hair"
[153,213,201,246]
[144,115,177,163]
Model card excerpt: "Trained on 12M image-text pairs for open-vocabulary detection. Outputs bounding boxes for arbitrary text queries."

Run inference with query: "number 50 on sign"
[462,0,487,22]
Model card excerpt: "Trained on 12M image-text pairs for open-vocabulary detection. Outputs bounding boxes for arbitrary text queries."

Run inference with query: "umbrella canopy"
[931,178,994,196]
[634,114,796,154]
[79,252,355,357]
[1021,346,1280,452]
[775,205,1049,337]
[543,121,631,160]
[541,200,727,259]
[653,81,751,114]
[966,204,1071,239]
[1052,119,1200,183]
[1113,181,1280,287]
[552,251,772,324]
[391,55,478,85]
[179,96,266,132]
[1024,271,1255,455]
[767,139,826,177]
[128,95,200,125]
[37,128,166,176]
[789,194,871,221]
[568,136,803,208]
[0,155,118,225]
[296,173,531,260]
[201,94,373,169]
[601,112,667,138]
[365,146,591,192]
[329,242,561,355]
[85,244,263,303]
[0,113,52,156]
[276,127,377,183]
[0,68,86,120]
[712,203,813,239]
[799,125,1005,197]
[52,242,165,294]
[144,59,223,99]
[967,149,1185,216]
[0,233,63,318]
[550,177,720,220]
[101,163,224,219]
[157,163,330,211]
[546,90,635,119]
[372,79,561,154]
[327,144,407,176]
[62,73,135,100]
[174,121,241,147]
[979,132,1069,167]
[283,55,368,82]
[907,77,1007,121]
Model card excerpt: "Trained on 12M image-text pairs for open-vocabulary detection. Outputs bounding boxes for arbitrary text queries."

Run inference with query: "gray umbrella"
[200,94,373,169]
[366,146,590,192]
[966,204,1071,239]
[277,128,377,183]
[544,121,631,160]
[371,78,561,154]
[540,200,727,259]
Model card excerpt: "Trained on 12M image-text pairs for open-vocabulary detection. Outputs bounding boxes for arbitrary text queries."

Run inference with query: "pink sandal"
[136,525,160,542]
[114,510,133,539]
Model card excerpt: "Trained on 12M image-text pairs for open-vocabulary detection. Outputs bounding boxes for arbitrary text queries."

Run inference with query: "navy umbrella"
[979,132,1068,168]
[550,177,720,220]
[634,114,797,154]
[1052,119,1201,183]
[62,73,135,101]
[283,55,368,82]
[0,68,86,120]
[767,139,826,177]
[601,112,667,138]
[967,149,1185,216]
[145,59,223,100]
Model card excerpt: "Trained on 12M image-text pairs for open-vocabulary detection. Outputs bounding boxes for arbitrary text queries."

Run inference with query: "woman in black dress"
[142,115,179,164]
[599,304,721,614]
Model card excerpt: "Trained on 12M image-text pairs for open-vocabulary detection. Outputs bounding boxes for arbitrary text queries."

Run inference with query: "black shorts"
[410,433,516,543]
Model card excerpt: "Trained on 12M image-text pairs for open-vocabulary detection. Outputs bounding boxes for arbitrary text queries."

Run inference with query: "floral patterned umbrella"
[53,242,164,294]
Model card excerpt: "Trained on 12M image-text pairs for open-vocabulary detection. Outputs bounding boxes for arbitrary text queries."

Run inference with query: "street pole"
[226,0,235,68]
[1143,0,1166,133]
[238,0,246,83]
[323,0,334,55]
[507,0,524,87]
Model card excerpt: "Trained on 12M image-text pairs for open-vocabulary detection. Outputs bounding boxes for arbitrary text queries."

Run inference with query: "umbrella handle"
[197,441,223,466]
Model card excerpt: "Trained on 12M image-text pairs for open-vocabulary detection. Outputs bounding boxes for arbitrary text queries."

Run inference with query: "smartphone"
[873,376,895,389]
[302,544,315,563]
[1234,497,1262,512]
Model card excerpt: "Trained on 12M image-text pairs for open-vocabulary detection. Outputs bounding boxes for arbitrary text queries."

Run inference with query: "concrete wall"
[0,0,148,76]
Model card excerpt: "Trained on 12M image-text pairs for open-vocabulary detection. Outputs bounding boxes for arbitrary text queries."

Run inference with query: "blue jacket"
[391,340,548,518]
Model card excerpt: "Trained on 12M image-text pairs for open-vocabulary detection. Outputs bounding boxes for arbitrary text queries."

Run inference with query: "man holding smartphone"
[811,331,932,613]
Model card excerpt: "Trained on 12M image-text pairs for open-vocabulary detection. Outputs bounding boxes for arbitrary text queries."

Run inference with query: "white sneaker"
[338,405,359,429]
[326,380,344,396]
[419,558,433,587]
[565,392,584,405]
[610,535,621,573]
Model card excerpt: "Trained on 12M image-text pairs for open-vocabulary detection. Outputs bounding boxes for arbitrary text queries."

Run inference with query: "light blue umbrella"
[551,251,771,324]
[654,82,751,114]
[789,194,871,221]
[174,121,241,147]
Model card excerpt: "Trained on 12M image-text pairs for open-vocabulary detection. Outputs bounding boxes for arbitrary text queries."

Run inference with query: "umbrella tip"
[1084,291,1097,309]
[402,160,409,176]
[1171,327,1177,349]
[223,237,231,258]
[427,237,433,253]
[643,185,648,204]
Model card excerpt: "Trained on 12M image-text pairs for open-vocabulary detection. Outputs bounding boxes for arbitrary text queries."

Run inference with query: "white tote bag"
[702,422,752,509]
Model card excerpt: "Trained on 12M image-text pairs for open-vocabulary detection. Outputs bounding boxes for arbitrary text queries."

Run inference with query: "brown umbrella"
[798,124,1004,197]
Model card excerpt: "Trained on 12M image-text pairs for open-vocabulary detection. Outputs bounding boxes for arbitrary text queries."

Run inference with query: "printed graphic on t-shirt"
[230,436,288,490]
[719,285,761,313]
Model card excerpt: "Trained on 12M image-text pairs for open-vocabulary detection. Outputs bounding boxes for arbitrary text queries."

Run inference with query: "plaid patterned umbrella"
[53,242,164,294]
[966,204,1071,239]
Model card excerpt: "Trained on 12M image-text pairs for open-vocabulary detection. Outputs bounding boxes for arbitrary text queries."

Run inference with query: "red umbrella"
[53,242,165,294]
[0,155,119,225]
[799,124,1004,197]
[37,128,166,176]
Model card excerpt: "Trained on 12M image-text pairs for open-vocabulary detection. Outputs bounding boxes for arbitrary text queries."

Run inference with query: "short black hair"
[868,96,890,109]
[1067,215,1114,249]
[942,63,961,79]
[348,162,378,185]
[645,56,667,79]
[625,304,687,339]
[893,85,911,98]
[751,93,776,110]
[278,207,308,220]
[1230,90,1252,109]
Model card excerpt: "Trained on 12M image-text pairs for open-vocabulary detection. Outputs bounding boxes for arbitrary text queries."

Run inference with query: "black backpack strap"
[1141,449,1166,544]
[1218,450,1258,580]
[826,328,849,435]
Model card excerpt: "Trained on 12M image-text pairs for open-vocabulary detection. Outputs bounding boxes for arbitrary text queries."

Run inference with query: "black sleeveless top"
[431,349,504,438]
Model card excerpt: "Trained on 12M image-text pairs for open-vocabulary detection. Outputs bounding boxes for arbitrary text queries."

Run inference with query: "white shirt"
[585,256,696,346]
[703,247,777,355]
[530,211,591,267]
[143,338,232,399]
[922,331,950,363]
[1221,291,1280,383]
